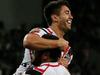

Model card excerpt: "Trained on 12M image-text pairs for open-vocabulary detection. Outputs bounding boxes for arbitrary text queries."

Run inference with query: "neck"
[49,23,64,38]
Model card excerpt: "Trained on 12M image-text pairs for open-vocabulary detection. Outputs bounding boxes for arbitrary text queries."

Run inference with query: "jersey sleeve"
[29,28,47,37]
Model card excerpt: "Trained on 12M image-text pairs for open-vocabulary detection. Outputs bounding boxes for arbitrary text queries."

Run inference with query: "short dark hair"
[44,0,70,25]
[33,34,61,66]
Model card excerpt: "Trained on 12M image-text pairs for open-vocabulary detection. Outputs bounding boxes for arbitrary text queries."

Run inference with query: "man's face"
[57,5,73,32]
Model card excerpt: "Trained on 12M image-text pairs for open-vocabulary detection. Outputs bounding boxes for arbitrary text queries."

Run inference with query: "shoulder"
[25,65,48,75]
[29,27,48,37]
[25,67,42,75]
[29,27,40,33]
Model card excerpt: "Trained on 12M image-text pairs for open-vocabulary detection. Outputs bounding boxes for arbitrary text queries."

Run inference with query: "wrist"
[50,40,59,48]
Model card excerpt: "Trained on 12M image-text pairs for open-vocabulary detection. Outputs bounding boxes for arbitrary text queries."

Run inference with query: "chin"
[66,26,71,29]
[69,27,71,30]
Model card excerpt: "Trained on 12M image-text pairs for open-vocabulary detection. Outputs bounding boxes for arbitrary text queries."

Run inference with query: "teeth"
[67,20,72,24]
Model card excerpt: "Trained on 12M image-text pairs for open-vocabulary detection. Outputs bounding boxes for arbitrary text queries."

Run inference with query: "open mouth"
[67,19,72,25]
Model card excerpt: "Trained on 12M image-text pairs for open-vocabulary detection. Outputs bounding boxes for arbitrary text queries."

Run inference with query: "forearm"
[23,34,59,50]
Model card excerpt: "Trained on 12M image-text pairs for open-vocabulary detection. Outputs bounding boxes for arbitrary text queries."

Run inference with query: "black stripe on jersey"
[26,67,42,75]
[41,28,49,34]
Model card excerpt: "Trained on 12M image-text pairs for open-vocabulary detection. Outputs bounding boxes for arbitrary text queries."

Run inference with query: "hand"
[57,38,69,51]
[58,57,69,68]
[61,47,73,65]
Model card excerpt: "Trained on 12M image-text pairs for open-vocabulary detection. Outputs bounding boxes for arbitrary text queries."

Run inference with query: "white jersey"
[42,62,71,75]
[23,62,70,75]
[13,27,72,75]
[34,27,57,37]
[13,49,33,75]
[13,27,57,75]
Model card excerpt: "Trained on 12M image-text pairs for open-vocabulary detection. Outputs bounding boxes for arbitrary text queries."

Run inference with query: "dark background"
[0,0,99,75]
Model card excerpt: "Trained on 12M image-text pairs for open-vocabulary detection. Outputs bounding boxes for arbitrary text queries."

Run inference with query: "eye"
[65,10,70,14]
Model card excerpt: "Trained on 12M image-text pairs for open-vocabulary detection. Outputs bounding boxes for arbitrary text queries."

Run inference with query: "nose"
[70,14,73,19]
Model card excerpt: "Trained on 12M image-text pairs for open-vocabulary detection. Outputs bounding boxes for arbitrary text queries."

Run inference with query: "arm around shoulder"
[23,33,59,51]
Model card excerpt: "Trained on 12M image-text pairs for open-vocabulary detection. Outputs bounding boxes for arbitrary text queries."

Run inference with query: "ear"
[51,14,59,22]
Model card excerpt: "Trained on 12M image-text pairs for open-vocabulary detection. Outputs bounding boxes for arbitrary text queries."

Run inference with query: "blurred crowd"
[0,22,29,75]
[0,0,100,75]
